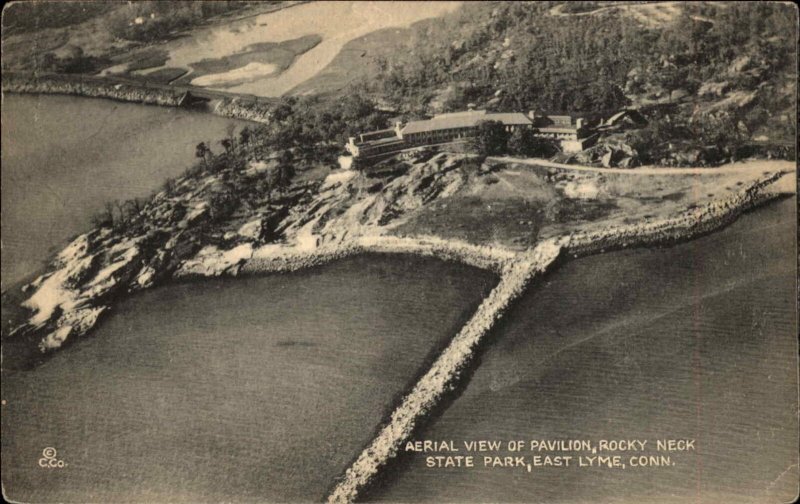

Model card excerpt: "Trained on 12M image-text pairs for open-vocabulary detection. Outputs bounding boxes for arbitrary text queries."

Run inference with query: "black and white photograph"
[1,1,798,503]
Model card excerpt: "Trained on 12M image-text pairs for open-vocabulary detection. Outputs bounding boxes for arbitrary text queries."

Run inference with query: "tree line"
[470,121,559,158]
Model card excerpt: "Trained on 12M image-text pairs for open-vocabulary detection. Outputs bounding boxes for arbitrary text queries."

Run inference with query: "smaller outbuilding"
[598,109,648,131]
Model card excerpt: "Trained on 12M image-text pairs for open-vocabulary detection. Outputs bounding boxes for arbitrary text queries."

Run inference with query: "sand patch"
[191,62,278,87]
[151,1,461,97]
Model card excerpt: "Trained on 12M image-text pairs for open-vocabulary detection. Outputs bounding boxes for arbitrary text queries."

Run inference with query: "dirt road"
[489,156,796,176]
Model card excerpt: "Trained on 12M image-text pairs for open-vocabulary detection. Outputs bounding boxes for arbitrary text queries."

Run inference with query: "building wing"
[487,112,534,126]
[402,110,531,136]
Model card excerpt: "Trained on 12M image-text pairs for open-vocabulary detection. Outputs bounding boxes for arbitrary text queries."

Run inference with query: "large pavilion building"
[346,109,594,159]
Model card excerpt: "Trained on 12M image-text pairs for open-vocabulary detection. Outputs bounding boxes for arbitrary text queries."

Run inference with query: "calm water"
[371,197,798,503]
[1,94,248,288]
[1,254,497,503]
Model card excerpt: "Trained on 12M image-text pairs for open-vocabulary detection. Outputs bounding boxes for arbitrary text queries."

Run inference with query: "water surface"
[1,94,248,288]
[1,254,497,503]
[372,198,798,503]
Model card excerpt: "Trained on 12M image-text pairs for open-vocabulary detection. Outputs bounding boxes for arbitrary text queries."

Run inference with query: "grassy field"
[393,167,618,249]
[125,68,188,85]
[123,48,169,72]
[395,195,547,248]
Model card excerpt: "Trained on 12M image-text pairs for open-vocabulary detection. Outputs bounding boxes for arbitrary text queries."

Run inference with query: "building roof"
[604,109,647,126]
[605,111,628,124]
[359,128,396,141]
[487,112,534,125]
[402,110,531,135]
[436,110,488,118]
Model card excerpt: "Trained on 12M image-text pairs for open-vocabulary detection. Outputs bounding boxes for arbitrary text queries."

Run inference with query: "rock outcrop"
[213,97,271,123]
[6,151,471,353]
[571,139,640,168]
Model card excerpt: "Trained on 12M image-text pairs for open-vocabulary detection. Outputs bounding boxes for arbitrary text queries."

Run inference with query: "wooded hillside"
[357,1,796,163]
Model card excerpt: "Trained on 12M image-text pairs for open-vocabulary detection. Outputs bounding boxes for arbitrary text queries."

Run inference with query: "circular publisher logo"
[39,447,67,468]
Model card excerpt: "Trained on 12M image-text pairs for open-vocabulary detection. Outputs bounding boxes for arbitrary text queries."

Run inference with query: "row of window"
[404,124,529,142]
[359,142,406,155]
[537,132,579,139]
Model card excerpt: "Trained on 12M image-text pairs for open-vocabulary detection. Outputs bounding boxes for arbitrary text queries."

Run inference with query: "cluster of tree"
[372,2,793,116]
[370,1,645,114]
[2,2,115,36]
[190,90,404,204]
[240,90,389,158]
[557,2,603,15]
[193,128,297,199]
[39,45,109,74]
[252,151,296,203]
[625,107,756,166]
[360,2,795,162]
[470,121,559,158]
[104,1,248,43]
[99,122,298,234]
[91,198,148,231]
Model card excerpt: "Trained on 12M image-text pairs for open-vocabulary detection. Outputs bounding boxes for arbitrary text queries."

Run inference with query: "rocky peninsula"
[2,144,791,360]
[0,131,792,499]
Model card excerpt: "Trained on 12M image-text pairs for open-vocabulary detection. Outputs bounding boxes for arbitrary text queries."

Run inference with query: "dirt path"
[547,1,723,29]
[548,2,656,18]
[489,156,796,177]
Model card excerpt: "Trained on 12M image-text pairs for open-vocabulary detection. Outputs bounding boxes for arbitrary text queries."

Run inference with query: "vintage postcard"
[1,1,798,503]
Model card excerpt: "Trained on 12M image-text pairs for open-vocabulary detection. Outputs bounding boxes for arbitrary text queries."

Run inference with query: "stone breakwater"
[2,73,271,123]
[324,170,792,503]
[326,240,562,504]
[3,73,184,107]
[558,170,790,257]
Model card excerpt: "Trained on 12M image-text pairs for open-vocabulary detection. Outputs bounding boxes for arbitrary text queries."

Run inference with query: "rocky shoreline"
[559,170,790,256]
[212,97,272,124]
[4,164,790,359]
[235,235,519,277]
